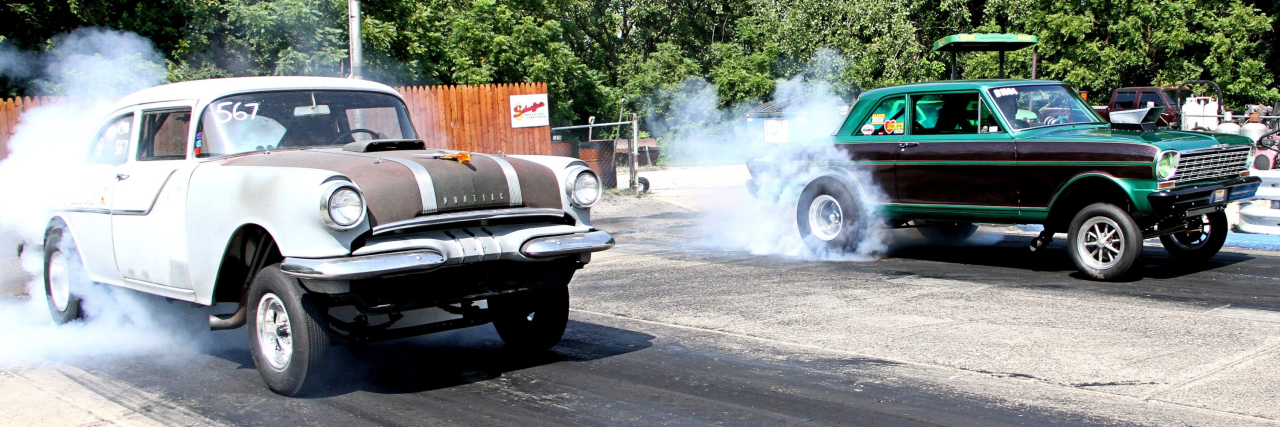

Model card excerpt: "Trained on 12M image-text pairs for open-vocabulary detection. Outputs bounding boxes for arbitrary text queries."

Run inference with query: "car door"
[894,91,1018,215]
[63,111,137,285]
[111,103,198,290]
[832,94,906,201]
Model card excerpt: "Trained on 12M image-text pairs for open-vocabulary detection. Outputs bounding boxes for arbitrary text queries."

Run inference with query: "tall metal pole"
[348,0,363,79]
[630,113,639,194]
[1031,45,1038,79]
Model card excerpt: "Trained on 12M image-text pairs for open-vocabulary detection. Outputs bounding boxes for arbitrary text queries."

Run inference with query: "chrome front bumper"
[281,229,615,280]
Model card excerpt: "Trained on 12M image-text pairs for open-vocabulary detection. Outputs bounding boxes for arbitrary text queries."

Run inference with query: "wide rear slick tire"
[43,228,83,325]
[1159,211,1227,262]
[247,265,330,397]
[492,286,570,352]
[796,179,864,255]
[1067,203,1143,280]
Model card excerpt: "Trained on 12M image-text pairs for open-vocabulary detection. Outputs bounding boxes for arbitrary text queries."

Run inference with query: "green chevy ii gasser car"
[748,79,1260,280]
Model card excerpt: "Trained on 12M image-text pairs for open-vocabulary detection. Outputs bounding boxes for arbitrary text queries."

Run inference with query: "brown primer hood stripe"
[219,150,423,227]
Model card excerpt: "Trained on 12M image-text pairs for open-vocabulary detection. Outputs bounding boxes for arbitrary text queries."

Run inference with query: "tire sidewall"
[492,286,570,352]
[247,265,328,396]
[796,180,863,254]
[43,228,82,324]
[1067,203,1143,280]
[1159,211,1227,261]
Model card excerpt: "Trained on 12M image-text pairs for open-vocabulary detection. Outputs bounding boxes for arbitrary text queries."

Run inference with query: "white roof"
[110,76,403,111]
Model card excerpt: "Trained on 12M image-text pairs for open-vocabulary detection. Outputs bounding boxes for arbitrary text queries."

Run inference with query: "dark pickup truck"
[1093,86,1181,127]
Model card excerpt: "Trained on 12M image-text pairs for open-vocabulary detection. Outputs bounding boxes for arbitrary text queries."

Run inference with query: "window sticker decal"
[993,87,1019,98]
[860,124,875,135]
[871,113,885,124]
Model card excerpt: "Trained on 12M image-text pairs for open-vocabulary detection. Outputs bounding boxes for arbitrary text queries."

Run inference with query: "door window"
[1139,91,1166,108]
[138,109,191,161]
[87,114,134,165]
[910,92,983,135]
[1113,91,1136,109]
[856,95,907,136]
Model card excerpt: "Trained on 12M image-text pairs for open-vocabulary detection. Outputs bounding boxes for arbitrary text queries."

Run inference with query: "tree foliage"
[2,0,1278,123]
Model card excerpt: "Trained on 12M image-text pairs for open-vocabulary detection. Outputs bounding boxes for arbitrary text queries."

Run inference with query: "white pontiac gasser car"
[44,76,613,395]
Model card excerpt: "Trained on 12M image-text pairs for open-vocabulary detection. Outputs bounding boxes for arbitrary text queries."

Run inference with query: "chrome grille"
[1175,147,1250,184]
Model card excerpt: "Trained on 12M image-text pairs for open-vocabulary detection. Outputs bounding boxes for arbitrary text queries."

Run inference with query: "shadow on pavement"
[299,319,655,397]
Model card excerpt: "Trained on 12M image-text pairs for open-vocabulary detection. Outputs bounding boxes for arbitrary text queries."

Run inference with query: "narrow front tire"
[491,286,570,352]
[247,265,330,396]
[1159,211,1227,262]
[1067,203,1143,280]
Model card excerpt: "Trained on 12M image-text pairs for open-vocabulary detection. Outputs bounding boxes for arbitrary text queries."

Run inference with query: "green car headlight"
[1156,150,1179,181]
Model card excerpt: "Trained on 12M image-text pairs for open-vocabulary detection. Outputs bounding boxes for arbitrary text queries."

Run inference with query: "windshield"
[196,91,417,158]
[987,85,1102,131]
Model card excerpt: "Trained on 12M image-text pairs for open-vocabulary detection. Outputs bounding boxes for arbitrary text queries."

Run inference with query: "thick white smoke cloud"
[650,53,889,260]
[0,29,240,364]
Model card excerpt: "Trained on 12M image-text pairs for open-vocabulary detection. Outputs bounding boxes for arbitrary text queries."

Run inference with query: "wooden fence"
[0,82,551,160]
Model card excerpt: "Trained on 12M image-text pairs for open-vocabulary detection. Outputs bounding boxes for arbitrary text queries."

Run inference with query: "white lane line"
[569,308,1280,425]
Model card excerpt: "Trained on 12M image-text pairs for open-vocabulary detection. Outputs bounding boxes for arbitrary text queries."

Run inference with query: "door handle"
[899,142,919,148]
[116,174,130,180]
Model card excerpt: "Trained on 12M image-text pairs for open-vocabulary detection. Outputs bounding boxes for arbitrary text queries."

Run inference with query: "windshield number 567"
[214,102,260,123]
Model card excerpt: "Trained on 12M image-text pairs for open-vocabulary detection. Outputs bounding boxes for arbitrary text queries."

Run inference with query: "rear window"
[856,95,907,136]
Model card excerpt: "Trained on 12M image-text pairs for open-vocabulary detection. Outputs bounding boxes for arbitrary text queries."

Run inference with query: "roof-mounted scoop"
[343,139,425,152]
[1109,106,1167,132]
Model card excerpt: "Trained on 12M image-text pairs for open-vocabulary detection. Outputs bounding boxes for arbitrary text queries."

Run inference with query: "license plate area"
[1210,189,1227,204]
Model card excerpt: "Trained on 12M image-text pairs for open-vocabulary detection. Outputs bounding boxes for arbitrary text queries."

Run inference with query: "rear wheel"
[1159,211,1227,262]
[248,265,330,396]
[796,179,864,255]
[1068,203,1143,280]
[491,286,570,352]
[43,228,83,324]
[917,223,978,245]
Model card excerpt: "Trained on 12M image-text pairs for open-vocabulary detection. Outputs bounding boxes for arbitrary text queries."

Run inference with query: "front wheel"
[43,228,83,324]
[247,265,330,396]
[491,286,570,352]
[796,179,864,255]
[1159,211,1227,262]
[1067,203,1143,280]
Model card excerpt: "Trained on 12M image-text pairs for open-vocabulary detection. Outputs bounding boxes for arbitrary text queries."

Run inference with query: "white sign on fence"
[510,94,550,128]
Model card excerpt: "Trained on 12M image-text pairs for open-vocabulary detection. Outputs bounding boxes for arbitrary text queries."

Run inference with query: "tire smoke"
[650,65,889,261]
[0,29,241,364]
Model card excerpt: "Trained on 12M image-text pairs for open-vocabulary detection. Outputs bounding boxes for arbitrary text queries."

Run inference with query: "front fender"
[509,154,588,225]
[186,163,367,305]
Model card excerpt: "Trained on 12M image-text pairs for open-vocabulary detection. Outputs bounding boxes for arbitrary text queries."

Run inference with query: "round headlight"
[321,182,366,230]
[1156,151,1179,181]
[567,169,601,208]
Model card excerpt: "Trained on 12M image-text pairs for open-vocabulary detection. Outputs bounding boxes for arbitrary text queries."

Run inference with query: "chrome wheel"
[256,293,293,372]
[1077,217,1125,270]
[47,251,70,312]
[807,195,843,241]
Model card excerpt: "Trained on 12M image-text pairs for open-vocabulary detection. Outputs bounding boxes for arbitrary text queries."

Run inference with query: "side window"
[1113,91,1136,109]
[856,95,907,136]
[1139,91,1165,108]
[138,109,191,161]
[87,114,133,166]
[979,99,1004,133]
[910,92,981,135]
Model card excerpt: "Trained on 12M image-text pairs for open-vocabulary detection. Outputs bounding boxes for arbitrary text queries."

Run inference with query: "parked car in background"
[747,79,1259,280]
[45,76,613,396]
[1093,86,1181,127]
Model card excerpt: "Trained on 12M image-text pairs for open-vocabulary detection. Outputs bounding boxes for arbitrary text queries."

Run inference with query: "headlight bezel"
[1155,150,1180,181]
[319,180,367,230]
[565,166,602,209]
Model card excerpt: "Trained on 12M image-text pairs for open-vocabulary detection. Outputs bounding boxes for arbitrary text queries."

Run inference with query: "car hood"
[217,148,563,227]
[1019,125,1254,152]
